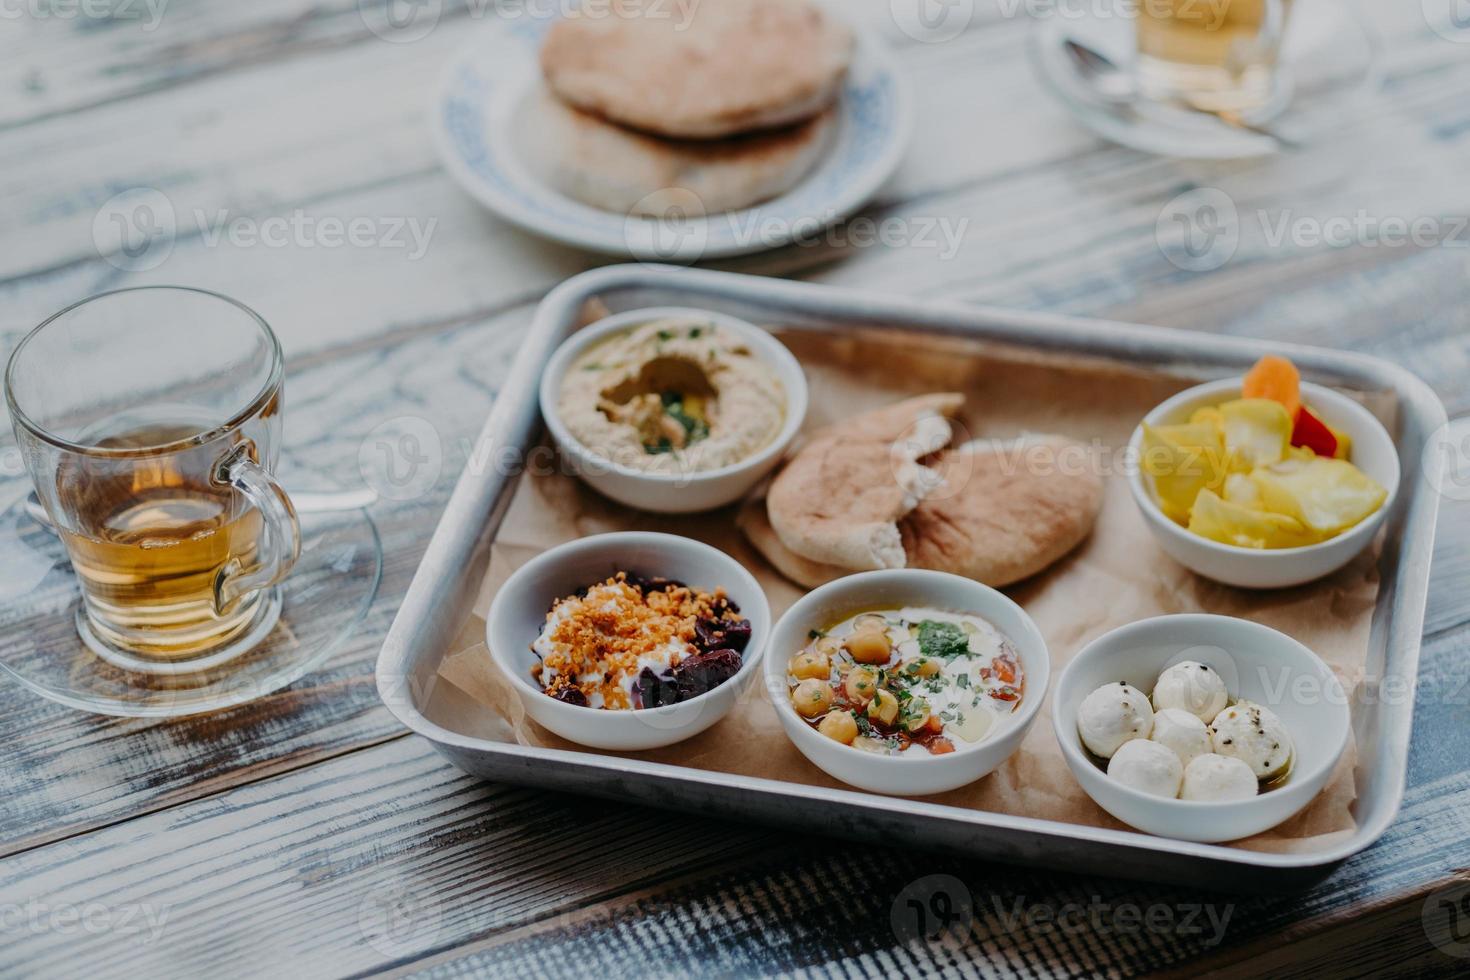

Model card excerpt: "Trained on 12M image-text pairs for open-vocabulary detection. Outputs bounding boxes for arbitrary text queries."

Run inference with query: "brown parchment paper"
[434,324,1392,853]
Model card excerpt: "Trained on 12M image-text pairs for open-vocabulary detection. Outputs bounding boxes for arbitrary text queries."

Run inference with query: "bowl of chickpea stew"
[764,569,1050,796]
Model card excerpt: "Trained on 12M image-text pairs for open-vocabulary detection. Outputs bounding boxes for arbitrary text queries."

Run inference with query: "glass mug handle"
[211,442,302,617]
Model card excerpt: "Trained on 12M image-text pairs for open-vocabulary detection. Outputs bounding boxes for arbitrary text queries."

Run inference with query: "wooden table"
[3,2,1469,976]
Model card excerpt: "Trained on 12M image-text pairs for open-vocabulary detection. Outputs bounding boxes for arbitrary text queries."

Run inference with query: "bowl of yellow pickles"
[1128,356,1399,588]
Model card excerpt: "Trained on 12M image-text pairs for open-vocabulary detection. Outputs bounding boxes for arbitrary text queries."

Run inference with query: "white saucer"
[1029,0,1380,159]
[432,12,912,261]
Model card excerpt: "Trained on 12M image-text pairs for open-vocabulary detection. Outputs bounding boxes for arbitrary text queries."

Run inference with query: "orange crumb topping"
[537,573,727,709]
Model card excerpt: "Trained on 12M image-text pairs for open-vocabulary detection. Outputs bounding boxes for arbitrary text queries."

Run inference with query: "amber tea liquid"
[1136,0,1292,113]
[56,414,265,658]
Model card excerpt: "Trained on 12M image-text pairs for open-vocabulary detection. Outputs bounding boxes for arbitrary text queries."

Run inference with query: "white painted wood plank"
[0,735,780,979]
[0,0,370,129]
[1,0,942,131]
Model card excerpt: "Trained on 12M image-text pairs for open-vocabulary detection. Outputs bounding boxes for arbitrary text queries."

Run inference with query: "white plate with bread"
[432,0,911,260]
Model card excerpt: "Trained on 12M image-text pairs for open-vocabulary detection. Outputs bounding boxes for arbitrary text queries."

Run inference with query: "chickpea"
[791,679,834,719]
[852,614,888,634]
[900,697,932,732]
[867,689,899,726]
[844,667,878,704]
[814,635,843,657]
[845,630,893,665]
[899,657,941,679]
[817,711,859,745]
[789,650,830,681]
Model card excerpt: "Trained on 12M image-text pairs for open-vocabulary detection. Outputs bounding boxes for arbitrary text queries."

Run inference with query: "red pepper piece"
[993,653,1017,684]
[1291,406,1338,457]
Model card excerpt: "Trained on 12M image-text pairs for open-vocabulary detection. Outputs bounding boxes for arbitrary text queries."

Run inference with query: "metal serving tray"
[377,265,1445,890]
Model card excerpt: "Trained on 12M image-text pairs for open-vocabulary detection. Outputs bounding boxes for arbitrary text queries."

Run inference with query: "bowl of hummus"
[539,307,808,513]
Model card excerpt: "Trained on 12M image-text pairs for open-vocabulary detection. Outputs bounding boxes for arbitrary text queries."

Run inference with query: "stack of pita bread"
[525,0,853,217]
[740,394,1106,588]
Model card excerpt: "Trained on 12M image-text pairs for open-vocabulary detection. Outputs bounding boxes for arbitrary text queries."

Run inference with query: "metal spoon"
[1062,39,1296,149]
[22,486,378,535]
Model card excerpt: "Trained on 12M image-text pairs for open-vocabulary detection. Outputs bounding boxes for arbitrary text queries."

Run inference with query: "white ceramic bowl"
[538,306,809,514]
[763,570,1051,796]
[485,532,770,751]
[1128,378,1400,588]
[1053,614,1351,843]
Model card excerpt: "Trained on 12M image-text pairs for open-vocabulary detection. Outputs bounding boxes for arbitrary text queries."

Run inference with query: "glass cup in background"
[1135,0,1292,115]
[4,287,300,673]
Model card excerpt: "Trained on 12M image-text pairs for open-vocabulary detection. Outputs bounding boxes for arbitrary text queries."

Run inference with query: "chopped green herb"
[657,329,673,342]
[659,393,710,445]
[807,628,826,640]
[916,620,969,660]
[688,327,703,339]
[956,673,970,689]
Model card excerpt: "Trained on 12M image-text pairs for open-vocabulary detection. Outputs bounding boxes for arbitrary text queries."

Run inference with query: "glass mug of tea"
[1135,0,1292,114]
[5,287,300,672]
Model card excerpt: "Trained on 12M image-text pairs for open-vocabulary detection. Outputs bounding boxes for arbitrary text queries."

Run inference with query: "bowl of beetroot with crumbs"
[487,532,770,750]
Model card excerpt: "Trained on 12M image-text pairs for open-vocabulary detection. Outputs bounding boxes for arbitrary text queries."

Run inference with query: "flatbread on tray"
[753,395,1103,588]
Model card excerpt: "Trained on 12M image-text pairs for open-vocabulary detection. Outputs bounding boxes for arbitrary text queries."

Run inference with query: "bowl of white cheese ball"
[1052,614,1351,843]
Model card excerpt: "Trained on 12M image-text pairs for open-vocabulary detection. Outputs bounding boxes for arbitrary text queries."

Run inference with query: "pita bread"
[899,435,1103,586]
[765,394,964,571]
[519,86,834,216]
[748,397,1104,588]
[540,0,853,140]
[737,494,847,588]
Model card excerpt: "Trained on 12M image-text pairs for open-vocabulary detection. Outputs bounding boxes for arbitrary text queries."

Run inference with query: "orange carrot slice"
[1242,355,1301,418]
